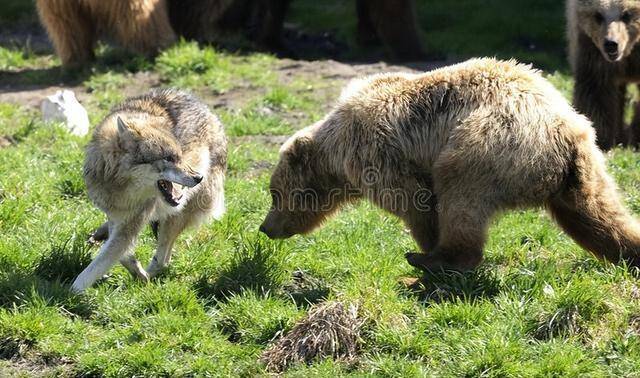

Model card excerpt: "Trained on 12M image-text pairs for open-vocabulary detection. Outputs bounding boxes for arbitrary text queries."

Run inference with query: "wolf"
[71,89,227,292]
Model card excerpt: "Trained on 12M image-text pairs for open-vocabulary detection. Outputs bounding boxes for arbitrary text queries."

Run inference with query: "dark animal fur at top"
[168,0,290,52]
[168,0,426,60]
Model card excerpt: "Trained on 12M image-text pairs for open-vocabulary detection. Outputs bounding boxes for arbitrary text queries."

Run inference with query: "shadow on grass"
[0,236,95,317]
[279,269,330,308]
[402,267,503,304]
[0,47,152,91]
[193,236,330,307]
[193,237,289,304]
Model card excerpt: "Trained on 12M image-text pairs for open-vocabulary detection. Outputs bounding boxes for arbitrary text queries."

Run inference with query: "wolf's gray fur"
[72,89,226,292]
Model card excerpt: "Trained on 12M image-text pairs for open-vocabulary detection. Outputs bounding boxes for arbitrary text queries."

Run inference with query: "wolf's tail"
[547,129,640,267]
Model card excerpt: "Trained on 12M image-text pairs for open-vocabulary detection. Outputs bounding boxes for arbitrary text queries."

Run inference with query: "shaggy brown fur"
[260,58,640,272]
[567,0,640,150]
[168,0,424,60]
[168,0,290,52]
[36,0,176,67]
[356,0,426,61]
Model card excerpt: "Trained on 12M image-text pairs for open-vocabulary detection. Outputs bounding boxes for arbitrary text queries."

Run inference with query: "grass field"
[2,0,640,376]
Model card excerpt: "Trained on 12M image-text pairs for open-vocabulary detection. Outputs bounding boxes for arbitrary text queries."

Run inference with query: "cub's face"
[577,0,640,62]
[260,132,342,239]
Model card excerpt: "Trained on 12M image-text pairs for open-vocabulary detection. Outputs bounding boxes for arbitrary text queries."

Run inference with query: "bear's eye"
[622,11,633,23]
[595,12,605,24]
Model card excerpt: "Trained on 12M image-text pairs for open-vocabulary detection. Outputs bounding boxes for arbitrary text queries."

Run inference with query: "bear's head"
[260,127,345,239]
[576,0,640,62]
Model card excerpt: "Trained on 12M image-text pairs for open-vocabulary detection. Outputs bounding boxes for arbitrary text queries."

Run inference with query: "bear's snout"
[259,222,290,239]
[259,212,295,239]
[604,39,621,60]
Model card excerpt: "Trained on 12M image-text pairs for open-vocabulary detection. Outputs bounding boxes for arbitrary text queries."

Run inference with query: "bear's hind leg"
[36,0,96,67]
[114,0,176,57]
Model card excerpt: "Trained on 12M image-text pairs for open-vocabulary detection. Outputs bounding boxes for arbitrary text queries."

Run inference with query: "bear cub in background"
[567,0,640,150]
[261,58,640,272]
[72,89,226,292]
[36,0,176,67]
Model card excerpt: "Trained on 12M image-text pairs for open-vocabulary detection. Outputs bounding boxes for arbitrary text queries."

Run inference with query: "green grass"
[2,0,640,376]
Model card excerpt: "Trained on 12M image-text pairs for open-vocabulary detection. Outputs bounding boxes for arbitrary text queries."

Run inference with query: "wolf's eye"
[622,11,633,23]
[595,12,605,24]
[163,155,176,163]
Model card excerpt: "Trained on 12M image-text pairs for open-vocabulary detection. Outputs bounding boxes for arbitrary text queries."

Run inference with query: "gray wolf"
[72,88,226,292]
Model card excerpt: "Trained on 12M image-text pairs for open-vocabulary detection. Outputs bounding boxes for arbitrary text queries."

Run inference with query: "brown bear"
[167,0,426,61]
[36,0,177,68]
[260,58,640,272]
[567,0,640,150]
[167,0,290,53]
[356,0,426,61]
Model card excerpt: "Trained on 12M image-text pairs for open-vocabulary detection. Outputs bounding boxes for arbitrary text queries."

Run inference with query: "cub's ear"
[287,136,315,167]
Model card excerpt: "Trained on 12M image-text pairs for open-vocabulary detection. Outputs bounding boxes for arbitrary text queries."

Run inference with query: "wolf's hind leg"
[88,221,110,244]
[71,215,145,292]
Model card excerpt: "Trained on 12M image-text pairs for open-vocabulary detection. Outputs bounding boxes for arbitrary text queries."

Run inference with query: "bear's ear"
[287,136,315,167]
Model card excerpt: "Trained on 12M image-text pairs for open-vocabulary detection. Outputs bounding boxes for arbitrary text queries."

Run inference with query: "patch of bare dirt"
[0,135,15,148]
[0,357,74,378]
[194,85,265,112]
[0,85,85,109]
[0,71,162,112]
[231,135,289,146]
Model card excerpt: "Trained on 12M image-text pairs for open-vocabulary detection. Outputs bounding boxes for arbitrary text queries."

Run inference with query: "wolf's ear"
[117,116,130,134]
[116,116,141,139]
[116,116,137,135]
[116,116,140,150]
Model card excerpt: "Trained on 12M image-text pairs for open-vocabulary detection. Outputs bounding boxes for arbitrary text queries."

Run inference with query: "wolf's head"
[576,0,640,62]
[116,116,203,207]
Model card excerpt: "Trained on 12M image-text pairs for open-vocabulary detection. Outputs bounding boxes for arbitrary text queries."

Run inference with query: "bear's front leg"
[404,184,492,272]
[573,51,623,151]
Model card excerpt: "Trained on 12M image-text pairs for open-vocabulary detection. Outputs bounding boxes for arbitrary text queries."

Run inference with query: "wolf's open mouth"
[157,179,184,207]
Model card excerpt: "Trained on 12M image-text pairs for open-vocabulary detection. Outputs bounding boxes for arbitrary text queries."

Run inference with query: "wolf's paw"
[121,257,150,283]
[146,261,168,279]
[87,222,109,245]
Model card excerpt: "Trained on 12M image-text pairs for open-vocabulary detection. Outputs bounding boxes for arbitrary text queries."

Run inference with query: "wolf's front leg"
[146,215,188,278]
[71,216,145,292]
[120,253,150,283]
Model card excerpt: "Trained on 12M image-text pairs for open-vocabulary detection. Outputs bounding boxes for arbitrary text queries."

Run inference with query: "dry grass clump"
[260,301,363,372]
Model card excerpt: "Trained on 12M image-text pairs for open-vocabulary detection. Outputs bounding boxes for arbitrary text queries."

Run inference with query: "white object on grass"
[41,90,90,136]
